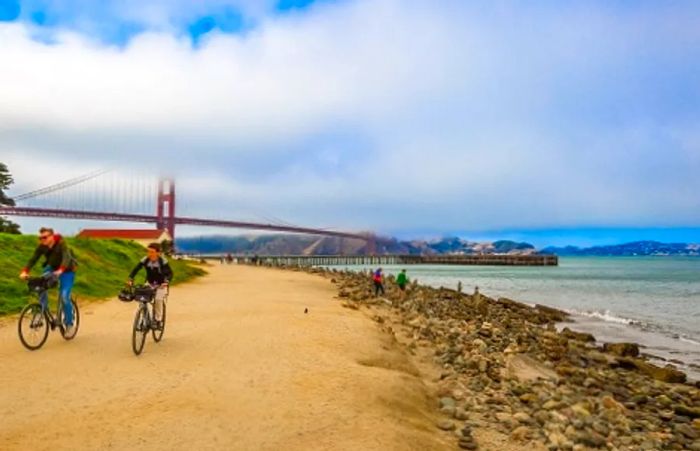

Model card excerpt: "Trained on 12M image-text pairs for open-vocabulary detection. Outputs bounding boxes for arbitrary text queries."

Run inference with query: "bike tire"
[18,303,49,351]
[152,301,166,343]
[59,297,80,340]
[132,305,148,355]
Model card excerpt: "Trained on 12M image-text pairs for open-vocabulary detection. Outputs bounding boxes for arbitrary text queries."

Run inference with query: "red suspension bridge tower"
[156,178,176,239]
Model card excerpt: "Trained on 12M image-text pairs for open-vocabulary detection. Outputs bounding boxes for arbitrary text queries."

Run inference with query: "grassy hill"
[0,234,207,315]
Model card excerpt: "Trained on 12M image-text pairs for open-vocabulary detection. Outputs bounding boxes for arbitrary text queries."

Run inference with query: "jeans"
[39,268,75,326]
[374,281,385,296]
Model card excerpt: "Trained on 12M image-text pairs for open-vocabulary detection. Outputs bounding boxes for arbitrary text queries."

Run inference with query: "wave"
[566,308,700,348]
[679,336,700,346]
[566,308,640,326]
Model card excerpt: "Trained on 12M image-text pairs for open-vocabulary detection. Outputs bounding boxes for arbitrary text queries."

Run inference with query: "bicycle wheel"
[152,301,166,342]
[59,297,80,340]
[18,303,49,351]
[132,305,148,355]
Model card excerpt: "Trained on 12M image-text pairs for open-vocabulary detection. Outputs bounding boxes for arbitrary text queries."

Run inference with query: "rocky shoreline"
[283,264,700,450]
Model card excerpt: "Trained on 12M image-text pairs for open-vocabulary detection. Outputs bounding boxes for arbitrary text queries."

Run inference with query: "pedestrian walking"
[372,268,385,296]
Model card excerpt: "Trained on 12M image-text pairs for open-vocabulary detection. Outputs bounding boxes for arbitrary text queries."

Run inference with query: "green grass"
[0,233,207,315]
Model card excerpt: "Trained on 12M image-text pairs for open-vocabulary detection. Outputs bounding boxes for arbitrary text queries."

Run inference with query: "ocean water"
[329,257,700,379]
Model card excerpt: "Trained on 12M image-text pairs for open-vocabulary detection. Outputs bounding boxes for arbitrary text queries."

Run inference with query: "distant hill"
[176,235,537,256]
[540,240,700,256]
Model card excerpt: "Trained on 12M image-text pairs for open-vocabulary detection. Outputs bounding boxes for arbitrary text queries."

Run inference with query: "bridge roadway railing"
[190,254,558,267]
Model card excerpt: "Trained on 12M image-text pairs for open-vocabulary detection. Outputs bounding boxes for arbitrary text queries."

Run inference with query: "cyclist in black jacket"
[19,227,78,334]
[127,242,173,328]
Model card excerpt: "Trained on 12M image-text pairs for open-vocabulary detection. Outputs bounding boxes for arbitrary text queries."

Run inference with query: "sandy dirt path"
[0,265,450,450]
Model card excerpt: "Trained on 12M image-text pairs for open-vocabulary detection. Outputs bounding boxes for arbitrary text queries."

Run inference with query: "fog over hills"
[176,236,700,257]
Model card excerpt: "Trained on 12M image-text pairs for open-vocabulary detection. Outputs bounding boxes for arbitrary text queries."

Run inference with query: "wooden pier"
[195,254,558,267]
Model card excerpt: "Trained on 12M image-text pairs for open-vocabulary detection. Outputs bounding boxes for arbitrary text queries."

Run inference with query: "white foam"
[679,336,700,346]
[566,308,636,325]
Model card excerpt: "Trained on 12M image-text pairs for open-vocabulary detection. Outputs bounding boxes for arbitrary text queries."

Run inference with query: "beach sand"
[0,265,452,450]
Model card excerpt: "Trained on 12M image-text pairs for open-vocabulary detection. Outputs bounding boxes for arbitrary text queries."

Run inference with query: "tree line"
[0,163,20,234]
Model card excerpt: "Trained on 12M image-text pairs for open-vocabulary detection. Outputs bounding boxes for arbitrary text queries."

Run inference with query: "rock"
[688,442,700,451]
[630,394,649,405]
[657,395,673,408]
[458,437,478,450]
[495,412,514,427]
[676,423,699,440]
[510,426,531,441]
[437,420,455,431]
[440,397,457,409]
[659,410,675,421]
[578,430,607,448]
[519,393,537,404]
[472,338,487,352]
[571,403,592,418]
[616,358,687,383]
[694,418,700,430]
[441,405,456,416]
[543,399,566,410]
[586,351,611,364]
[603,342,640,357]
[341,301,359,310]
[561,327,595,343]
[601,395,626,413]
[535,304,569,322]
[675,404,700,419]
[513,412,533,424]
[454,408,469,421]
[478,322,493,338]
[534,410,550,425]
[591,421,609,437]
[583,377,600,389]
[547,431,568,448]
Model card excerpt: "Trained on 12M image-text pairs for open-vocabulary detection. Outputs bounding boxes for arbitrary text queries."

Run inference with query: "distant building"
[77,229,172,248]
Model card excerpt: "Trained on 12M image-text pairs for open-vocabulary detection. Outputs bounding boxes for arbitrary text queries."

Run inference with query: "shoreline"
[558,312,700,382]
[281,263,700,450]
[317,259,700,384]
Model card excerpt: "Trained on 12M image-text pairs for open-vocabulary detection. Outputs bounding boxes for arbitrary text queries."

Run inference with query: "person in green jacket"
[396,269,408,299]
[19,227,78,334]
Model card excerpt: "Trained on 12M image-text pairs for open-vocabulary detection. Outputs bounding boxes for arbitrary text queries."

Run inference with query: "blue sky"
[1,0,699,247]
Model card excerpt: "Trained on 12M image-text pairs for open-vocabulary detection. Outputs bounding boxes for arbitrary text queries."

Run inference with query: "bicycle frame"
[33,287,64,329]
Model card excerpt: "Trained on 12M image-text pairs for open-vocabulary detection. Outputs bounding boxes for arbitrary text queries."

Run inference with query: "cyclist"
[127,242,173,329]
[19,227,78,335]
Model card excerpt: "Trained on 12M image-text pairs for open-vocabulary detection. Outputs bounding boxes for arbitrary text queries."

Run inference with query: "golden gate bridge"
[0,170,375,250]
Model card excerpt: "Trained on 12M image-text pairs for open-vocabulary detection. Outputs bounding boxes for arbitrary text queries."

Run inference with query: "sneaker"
[64,324,75,335]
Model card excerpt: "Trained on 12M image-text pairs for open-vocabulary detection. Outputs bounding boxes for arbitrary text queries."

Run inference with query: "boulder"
[616,358,687,383]
[603,342,640,357]
[675,404,700,419]
[561,327,596,343]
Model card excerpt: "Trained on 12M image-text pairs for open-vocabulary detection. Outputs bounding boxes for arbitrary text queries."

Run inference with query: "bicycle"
[119,284,168,355]
[17,276,80,351]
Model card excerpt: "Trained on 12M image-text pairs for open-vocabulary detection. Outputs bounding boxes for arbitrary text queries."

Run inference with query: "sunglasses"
[39,235,52,241]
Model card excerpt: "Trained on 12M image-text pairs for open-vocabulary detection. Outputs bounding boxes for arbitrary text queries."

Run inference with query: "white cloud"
[1,0,699,236]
